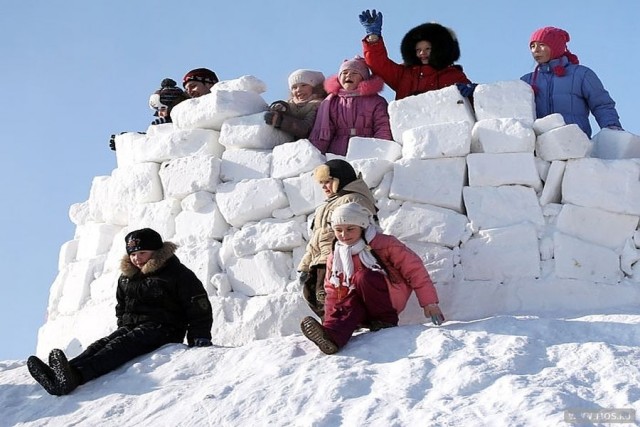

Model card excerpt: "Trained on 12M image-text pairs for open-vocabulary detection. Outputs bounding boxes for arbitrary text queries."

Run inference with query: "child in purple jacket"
[309,57,392,156]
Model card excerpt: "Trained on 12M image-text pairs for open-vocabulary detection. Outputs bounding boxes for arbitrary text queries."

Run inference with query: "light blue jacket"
[521,56,621,137]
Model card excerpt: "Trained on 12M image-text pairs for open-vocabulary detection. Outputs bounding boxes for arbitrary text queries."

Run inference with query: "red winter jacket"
[309,74,392,156]
[363,36,470,100]
[324,233,439,315]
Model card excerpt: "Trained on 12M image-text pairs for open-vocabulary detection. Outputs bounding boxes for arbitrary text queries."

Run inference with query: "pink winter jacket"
[325,233,439,314]
[309,74,392,156]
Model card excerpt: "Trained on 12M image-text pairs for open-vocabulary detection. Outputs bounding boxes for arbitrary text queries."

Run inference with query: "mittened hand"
[151,116,172,126]
[264,111,283,128]
[109,134,117,151]
[423,304,445,326]
[269,100,289,113]
[359,9,383,36]
[192,338,212,347]
[456,83,477,98]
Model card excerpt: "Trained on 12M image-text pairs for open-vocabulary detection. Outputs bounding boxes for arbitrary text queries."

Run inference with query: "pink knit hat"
[338,56,371,80]
[529,27,571,60]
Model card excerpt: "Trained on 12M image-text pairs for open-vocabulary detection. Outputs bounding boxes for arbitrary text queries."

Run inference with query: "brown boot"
[300,316,339,355]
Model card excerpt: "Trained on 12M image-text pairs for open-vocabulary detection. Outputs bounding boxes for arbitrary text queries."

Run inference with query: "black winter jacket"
[115,242,213,345]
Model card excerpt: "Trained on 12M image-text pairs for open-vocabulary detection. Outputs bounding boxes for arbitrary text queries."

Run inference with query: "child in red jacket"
[359,9,474,100]
[300,202,445,354]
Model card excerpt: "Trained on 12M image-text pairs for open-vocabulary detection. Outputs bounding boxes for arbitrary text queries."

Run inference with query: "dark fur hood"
[400,22,461,69]
[120,242,178,277]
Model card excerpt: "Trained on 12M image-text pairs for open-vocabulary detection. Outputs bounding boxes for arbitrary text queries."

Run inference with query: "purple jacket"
[309,74,392,156]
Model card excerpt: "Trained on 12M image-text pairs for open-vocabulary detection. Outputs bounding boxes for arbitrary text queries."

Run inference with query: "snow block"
[536,124,592,161]
[470,118,535,153]
[229,218,305,257]
[219,112,293,150]
[351,158,394,188]
[533,113,565,135]
[75,222,122,260]
[346,137,403,161]
[127,198,182,240]
[227,250,293,296]
[174,192,230,242]
[467,153,542,191]
[562,158,640,215]
[55,258,106,315]
[69,201,90,226]
[554,232,622,284]
[402,121,471,159]
[220,149,272,182]
[216,178,289,228]
[460,223,540,281]
[87,176,111,223]
[556,204,639,249]
[390,158,466,213]
[591,128,640,160]
[114,131,147,168]
[159,155,221,200]
[58,240,79,271]
[380,201,468,248]
[175,241,222,295]
[171,89,268,131]
[463,185,544,231]
[282,171,325,216]
[213,75,267,93]
[388,85,475,142]
[105,163,163,226]
[271,139,325,179]
[473,80,536,123]
[404,241,455,285]
[538,161,566,205]
[134,127,225,164]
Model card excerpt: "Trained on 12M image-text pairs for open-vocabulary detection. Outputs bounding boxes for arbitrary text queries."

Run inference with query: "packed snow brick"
[220,149,272,182]
[562,158,640,215]
[388,85,475,142]
[87,176,111,223]
[159,155,221,200]
[470,118,535,153]
[532,113,565,135]
[467,153,542,191]
[472,80,535,124]
[174,192,230,241]
[58,240,79,271]
[350,158,394,188]
[226,250,293,296]
[219,112,293,150]
[127,198,182,241]
[460,223,541,281]
[553,232,622,284]
[402,121,471,159]
[135,127,224,164]
[535,124,592,161]
[282,171,325,216]
[463,185,544,231]
[228,218,306,257]
[390,158,467,212]
[216,178,289,227]
[380,201,469,248]
[591,128,640,159]
[271,139,325,179]
[75,223,122,260]
[176,241,222,295]
[105,163,164,225]
[346,136,403,161]
[114,131,147,168]
[538,160,566,205]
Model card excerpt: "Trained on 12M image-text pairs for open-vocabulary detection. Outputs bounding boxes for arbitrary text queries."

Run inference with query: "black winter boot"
[48,349,80,395]
[300,316,339,355]
[27,355,64,396]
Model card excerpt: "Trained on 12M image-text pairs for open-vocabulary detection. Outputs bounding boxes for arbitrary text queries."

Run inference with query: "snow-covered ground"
[3,77,639,426]
[2,310,639,426]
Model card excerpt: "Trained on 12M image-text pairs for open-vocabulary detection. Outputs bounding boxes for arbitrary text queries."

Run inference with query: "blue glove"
[192,338,212,347]
[456,83,477,98]
[359,9,383,36]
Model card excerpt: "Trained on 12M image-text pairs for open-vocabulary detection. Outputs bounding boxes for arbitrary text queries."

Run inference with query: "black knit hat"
[125,228,163,254]
[182,68,219,88]
[400,22,461,69]
[314,159,358,192]
[149,78,190,114]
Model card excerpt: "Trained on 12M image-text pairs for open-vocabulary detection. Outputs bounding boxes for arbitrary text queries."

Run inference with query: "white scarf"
[330,225,385,293]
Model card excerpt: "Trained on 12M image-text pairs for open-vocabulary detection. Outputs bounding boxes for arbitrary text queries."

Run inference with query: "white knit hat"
[331,202,372,229]
[288,69,325,89]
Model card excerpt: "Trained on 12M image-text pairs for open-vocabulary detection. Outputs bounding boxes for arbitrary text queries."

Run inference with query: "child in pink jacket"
[309,57,392,156]
[300,202,444,354]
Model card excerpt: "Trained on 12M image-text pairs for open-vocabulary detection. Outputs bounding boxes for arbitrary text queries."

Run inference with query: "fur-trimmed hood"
[323,74,385,96]
[120,242,178,277]
[400,22,461,69]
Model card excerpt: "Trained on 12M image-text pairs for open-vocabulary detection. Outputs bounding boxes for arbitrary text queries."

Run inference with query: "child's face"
[129,250,154,269]
[319,178,336,198]
[157,107,169,118]
[530,41,551,64]
[339,70,364,91]
[291,83,314,104]
[185,81,213,98]
[415,40,432,64]
[333,224,364,246]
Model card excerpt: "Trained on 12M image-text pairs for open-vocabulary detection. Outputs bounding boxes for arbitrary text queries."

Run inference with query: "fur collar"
[120,242,178,278]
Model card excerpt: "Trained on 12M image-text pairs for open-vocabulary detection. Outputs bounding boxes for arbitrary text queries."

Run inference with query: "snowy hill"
[3,75,640,426]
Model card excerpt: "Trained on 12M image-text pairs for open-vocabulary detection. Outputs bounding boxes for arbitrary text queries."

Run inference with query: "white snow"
[2,75,639,426]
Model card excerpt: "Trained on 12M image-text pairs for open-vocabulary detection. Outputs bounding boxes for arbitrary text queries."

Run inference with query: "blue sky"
[1,0,638,360]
